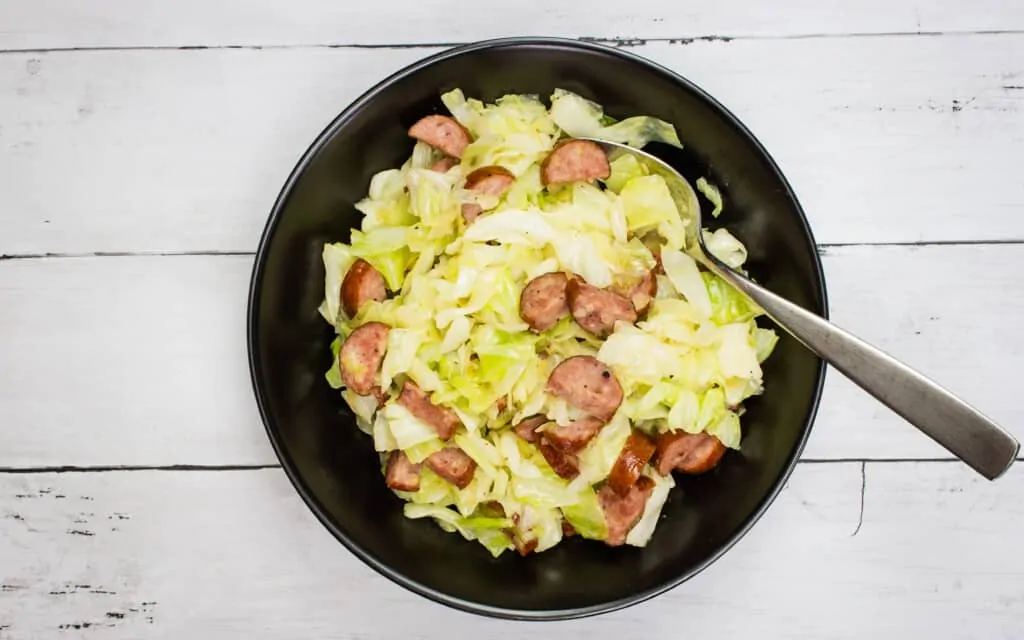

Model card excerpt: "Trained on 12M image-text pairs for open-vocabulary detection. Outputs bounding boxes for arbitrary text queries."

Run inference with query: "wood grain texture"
[1,35,1023,255]
[0,0,1021,50]
[0,245,1020,468]
[0,463,1021,638]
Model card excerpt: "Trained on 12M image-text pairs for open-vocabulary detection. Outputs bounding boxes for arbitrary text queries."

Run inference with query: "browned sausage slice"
[513,415,548,443]
[425,447,476,489]
[341,258,387,318]
[397,381,461,440]
[607,431,657,495]
[339,321,390,396]
[541,139,611,186]
[408,115,471,159]
[543,416,605,453]
[561,520,577,536]
[461,202,483,224]
[654,431,727,475]
[566,276,637,338]
[385,450,421,492]
[617,270,657,315]
[465,165,515,196]
[430,156,458,172]
[546,355,623,422]
[537,438,580,479]
[599,476,655,546]
[519,272,570,333]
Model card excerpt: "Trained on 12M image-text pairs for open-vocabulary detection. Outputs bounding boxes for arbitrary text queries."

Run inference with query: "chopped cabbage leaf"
[549,89,682,149]
[696,177,724,218]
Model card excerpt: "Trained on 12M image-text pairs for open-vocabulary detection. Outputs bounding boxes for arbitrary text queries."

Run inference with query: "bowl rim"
[246,35,830,621]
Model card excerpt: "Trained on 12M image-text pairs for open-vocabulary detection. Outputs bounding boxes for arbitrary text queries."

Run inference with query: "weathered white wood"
[1,0,1022,50]
[2,36,1023,254]
[0,244,1020,467]
[0,462,1021,638]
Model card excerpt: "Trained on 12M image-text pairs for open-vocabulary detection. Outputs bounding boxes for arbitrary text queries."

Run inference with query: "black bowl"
[247,36,828,620]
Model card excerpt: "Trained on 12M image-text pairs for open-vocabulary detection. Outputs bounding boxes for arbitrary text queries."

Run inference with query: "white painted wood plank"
[0,0,1021,49]
[0,463,1021,638]
[2,36,1022,255]
[0,255,272,468]
[0,244,1020,467]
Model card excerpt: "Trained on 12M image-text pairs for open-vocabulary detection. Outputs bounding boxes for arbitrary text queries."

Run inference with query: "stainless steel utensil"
[586,138,1019,480]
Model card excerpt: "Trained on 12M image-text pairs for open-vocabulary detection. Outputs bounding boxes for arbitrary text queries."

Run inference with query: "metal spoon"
[585,138,1019,480]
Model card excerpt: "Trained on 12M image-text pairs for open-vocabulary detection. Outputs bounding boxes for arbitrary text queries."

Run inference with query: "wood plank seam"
[5,240,1024,263]
[3,28,1024,55]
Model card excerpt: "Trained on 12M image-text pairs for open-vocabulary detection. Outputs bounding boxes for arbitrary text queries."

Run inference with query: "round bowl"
[247,36,828,620]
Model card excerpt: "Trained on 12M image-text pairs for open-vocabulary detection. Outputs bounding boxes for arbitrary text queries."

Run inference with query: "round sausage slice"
[396,380,461,440]
[654,431,727,475]
[546,355,623,422]
[541,139,611,186]
[385,451,422,492]
[537,438,580,479]
[341,258,387,318]
[599,476,654,546]
[430,156,458,173]
[425,447,476,489]
[519,272,570,332]
[465,165,515,196]
[567,276,637,338]
[513,415,548,443]
[542,416,605,453]
[408,115,471,159]
[339,321,390,396]
[607,431,657,495]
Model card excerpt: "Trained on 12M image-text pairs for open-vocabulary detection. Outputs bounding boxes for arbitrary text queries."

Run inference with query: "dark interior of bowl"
[248,38,827,620]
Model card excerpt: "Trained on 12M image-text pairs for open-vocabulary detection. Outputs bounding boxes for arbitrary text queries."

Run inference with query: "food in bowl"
[317,88,778,557]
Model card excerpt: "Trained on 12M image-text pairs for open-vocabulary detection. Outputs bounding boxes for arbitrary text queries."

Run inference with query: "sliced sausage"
[385,451,421,492]
[461,202,483,224]
[654,431,727,475]
[541,139,611,186]
[543,416,604,453]
[607,431,657,495]
[425,447,476,489]
[566,276,637,338]
[561,520,577,536]
[622,270,657,315]
[397,381,461,440]
[339,321,390,396]
[537,438,580,479]
[371,385,389,408]
[519,272,570,333]
[599,476,655,546]
[341,258,387,318]
[513,415,548,443]
[430,156,458,173]
[465,165,515,196]
[546,355,623,422]
[408,115,471,159]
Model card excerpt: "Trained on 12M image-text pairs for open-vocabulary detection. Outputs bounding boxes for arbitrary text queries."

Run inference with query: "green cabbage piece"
[696,177,723,218]
[549,89,682,149]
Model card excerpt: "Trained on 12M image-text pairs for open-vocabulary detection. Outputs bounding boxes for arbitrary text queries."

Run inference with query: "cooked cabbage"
[315,88,777,556]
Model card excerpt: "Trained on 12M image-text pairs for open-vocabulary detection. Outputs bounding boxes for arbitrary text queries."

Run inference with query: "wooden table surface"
[2,2,1023,637]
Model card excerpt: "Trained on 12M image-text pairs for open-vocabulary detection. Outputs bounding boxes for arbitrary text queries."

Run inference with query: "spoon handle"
[707,259,1019,480]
